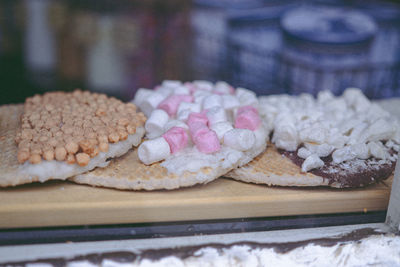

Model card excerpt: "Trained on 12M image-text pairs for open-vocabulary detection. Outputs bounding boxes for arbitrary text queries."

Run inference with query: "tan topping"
[76,153,90,166]
[99,142,109,152]
[16,90,146,165]
[66,154,76,164]
[65,141,79,154]
[108,132,120,143]
[43,149,55,161]
[29,154,42,164]
[17,151,30,164]
[55,146,67,161]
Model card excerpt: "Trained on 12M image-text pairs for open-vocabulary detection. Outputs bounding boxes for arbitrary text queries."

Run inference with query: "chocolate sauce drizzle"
[1,228,390,266]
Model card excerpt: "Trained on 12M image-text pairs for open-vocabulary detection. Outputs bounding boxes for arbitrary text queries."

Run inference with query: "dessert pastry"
[227,88,398,188]
[0,90,145,187]
[72,81,268,190]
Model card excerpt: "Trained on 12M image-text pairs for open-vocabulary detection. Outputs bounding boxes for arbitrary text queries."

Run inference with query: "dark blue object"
[281,6,377,49]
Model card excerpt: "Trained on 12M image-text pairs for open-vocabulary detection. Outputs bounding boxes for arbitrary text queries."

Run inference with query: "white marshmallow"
[352,143,370,160]
[347,122,368,145]
[327,132,348,149]
[272,124,298,152]
[193,90,212,104]
[365,104,391,124]
[177,102,201,115]
[133,88,152,107]
[304,143,334,158]
[368,141,387,160]
[173,85,190,95]
[385,140,395,148]
[162,80,182,88]
[138,137,171,165]
[366,118,395,142]
[177,109,191,121]
[156,87,173,97]
[343,88,371,112]
[317,90,334,104]
[164,120,189,132]
[203,94,223,110]
[222,95,241,110]
[301,154,324,172]
[236,87,256,99]
[139,92,165,117]
[223,129,255,151]
[214,81,232,94]
[207,106,227,126]
[332,146,357,164]
[235,87,258,106]
[193,80,213,91]
[297,147,312,159]
[145,109,169,139]
[299,126,328,144]
[210,121,233,140]
[253,125,269,145]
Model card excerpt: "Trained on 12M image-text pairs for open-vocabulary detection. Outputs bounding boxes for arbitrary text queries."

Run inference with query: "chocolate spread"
[279,149,395,188]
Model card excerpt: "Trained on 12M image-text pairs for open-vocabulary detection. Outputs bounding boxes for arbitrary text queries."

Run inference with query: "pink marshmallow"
[187,112,208,128]
[193,130,221,154]
[235,106,261,131]
[189,121,209,141]
[237,106,258,116]
[158,95,194,116]
[184,82,198,95]
[162,127,188,154]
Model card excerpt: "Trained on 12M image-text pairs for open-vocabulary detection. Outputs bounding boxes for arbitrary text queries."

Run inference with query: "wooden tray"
[0,176,392,229]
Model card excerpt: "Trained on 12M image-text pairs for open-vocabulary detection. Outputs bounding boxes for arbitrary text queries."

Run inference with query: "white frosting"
[223,129,255,151]
[260,88,399,171]
[138,137,171,165]
[145,109,169,139]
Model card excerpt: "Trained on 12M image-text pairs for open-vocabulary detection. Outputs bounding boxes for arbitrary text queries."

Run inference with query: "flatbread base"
[225,144,394,188]
[225,144,331,187]
[71,140,266,191]
[0,105,144,187]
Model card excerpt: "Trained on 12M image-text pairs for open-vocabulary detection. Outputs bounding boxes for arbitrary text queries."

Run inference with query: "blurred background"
[0,0,399,105]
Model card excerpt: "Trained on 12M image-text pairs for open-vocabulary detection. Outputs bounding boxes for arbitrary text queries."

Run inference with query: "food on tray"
[71,80,268,190]
[227,88,399,188]
[3,229,399,266]
[0,91,145,187]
